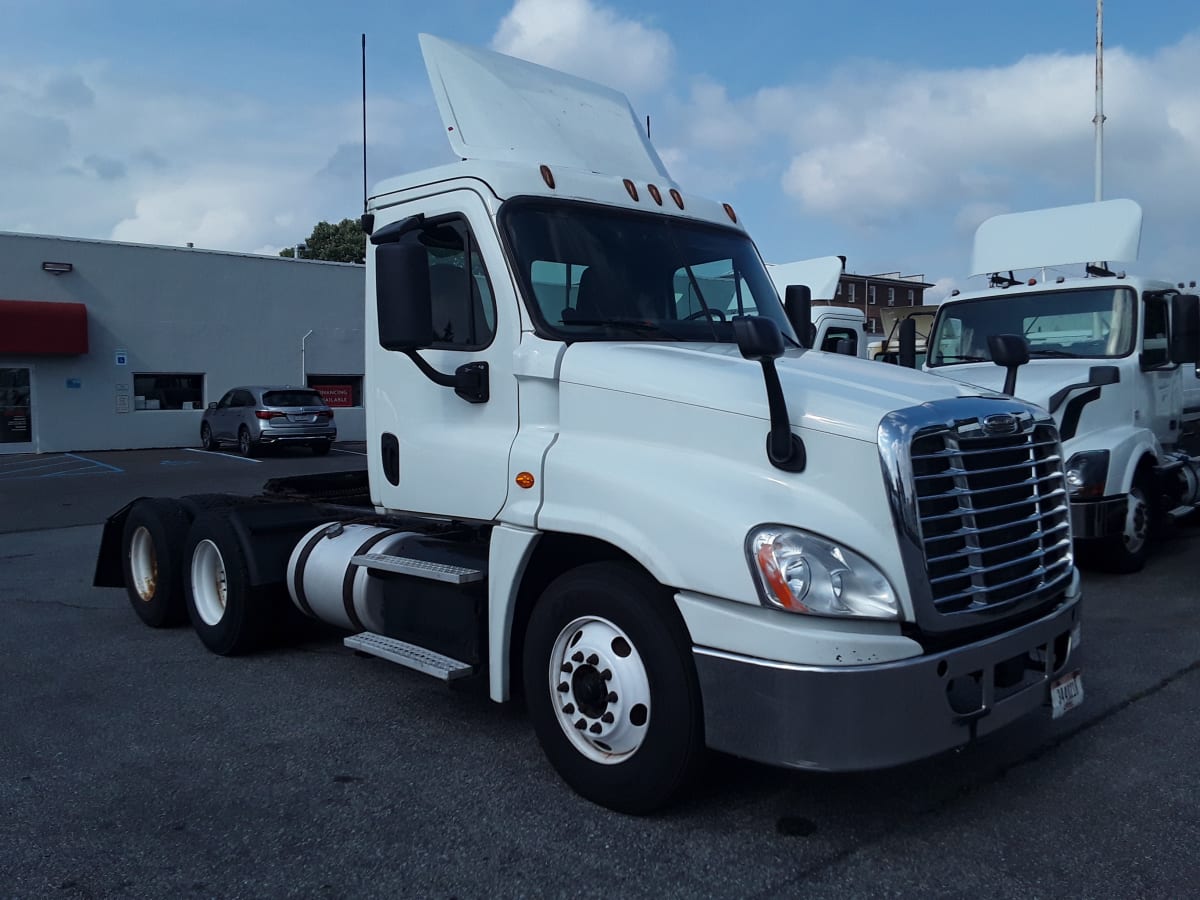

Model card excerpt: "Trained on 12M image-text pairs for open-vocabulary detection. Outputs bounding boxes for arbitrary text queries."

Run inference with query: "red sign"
[313,384,354,407]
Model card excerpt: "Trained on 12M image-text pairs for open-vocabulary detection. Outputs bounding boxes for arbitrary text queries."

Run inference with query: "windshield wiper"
[1028,349,1079,358]
[938,354,990,362]
[561,318,681,339]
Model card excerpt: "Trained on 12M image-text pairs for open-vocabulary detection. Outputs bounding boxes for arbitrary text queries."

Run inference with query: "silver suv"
[201,386,337,456]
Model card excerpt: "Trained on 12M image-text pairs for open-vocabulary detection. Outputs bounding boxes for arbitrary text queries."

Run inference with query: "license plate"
[1050,670,1084,719]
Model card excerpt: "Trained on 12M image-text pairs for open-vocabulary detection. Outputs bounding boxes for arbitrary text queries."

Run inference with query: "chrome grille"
[909,421,1073,614]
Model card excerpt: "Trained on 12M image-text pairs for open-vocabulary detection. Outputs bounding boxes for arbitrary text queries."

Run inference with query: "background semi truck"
[920,200,1200,572]
[767,257,868,357]
[94,35,1084,813]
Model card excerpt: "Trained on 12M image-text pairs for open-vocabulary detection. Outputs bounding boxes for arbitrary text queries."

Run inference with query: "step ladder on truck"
[912,200,1200,573]
[94,34,1084,813]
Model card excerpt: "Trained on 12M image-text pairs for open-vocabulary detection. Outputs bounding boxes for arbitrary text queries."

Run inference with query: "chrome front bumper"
[693,591,1082,772]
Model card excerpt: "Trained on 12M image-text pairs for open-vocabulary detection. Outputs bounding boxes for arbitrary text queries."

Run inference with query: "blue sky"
[2,0,1198,298]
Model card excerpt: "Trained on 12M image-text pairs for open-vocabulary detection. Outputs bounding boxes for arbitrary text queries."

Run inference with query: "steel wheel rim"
[191,539,228,626]
[129,526,158,602]
[547,615,651,765]
[1124,486,1149,554]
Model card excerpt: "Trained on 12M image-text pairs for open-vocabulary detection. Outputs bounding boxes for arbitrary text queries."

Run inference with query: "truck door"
[368,191,520,521]
[1140,293,1179,440]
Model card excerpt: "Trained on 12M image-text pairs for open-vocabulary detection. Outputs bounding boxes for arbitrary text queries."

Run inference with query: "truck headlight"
[1065,449,1110,499]
[746,526,898,619]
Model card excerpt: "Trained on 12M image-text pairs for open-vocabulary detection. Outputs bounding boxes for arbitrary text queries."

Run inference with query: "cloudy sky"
[2,0,1197,298]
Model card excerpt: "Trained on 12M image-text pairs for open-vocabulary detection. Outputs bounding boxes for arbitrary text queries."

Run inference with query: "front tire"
[1096,473,1154,573]
[121,498,191,627]
[200,422,217,451]
[522,562,703,814]
[183,510,275,655]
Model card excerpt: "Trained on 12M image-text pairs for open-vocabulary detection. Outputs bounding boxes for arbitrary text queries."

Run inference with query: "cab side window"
[1142,295,1169,368]
[415,220,497,350]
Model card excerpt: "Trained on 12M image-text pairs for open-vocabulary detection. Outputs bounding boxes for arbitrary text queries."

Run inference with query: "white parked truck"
[768,257,868,357]
[921,200,1200,573]
[94,35,1084,813]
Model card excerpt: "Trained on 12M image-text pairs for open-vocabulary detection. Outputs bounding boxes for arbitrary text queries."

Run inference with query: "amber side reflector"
[1028,278,1037,286]
[515,472,535,489]
[669,189,684,209]
[647,184,663,205]
[623,179,639,201]
[723,203,738,223]
[540,165,556,189]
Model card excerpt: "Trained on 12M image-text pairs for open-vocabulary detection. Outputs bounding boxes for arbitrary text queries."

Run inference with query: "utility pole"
[1093,0,1105,202]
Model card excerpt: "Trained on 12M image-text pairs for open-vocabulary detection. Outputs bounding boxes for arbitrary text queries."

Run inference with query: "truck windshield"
[928,286,1137,367]
[501,198,798,344]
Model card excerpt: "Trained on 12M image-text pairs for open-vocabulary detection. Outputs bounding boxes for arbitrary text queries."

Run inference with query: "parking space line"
[65,453,125,473]
[184,448,262,464]
[0,459,79,479]
[332,448,367,456]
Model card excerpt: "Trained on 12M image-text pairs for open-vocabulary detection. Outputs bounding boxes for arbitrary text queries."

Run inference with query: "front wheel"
[200,422,217,451]
[522,562,703,814]
[1096,474,1154,573]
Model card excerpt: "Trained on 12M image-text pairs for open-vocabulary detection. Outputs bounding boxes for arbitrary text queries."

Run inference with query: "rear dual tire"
[121,499,191,627]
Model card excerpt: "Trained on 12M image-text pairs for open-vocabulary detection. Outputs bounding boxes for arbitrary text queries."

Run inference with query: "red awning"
[0,299,89,355]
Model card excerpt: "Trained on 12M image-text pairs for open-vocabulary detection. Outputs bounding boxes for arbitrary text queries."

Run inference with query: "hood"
[559,342,979,444]
[924,358,1121,420]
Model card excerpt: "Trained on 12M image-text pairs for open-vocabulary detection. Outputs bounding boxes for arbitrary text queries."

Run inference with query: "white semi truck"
[920,200,1200,573]
[94,35,1084,813]
[767,257,868,357]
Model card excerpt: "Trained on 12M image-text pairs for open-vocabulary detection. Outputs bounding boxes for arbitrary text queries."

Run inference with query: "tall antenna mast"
[361,33,370,229]
[1093,0,1105,202]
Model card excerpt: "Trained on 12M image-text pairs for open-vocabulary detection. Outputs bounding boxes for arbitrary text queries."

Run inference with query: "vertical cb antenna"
[1093,0,1105,202]
[361,33,373,234]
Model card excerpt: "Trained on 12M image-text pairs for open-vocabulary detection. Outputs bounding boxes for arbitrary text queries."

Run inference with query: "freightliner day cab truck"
[94,36,1085,813]
[919,200,1200,573]
[767,256,868,357]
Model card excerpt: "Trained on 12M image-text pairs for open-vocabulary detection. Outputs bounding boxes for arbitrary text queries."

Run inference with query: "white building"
[0,232,366,454]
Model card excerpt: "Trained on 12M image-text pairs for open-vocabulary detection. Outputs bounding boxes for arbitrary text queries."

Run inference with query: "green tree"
[280,218,365,264]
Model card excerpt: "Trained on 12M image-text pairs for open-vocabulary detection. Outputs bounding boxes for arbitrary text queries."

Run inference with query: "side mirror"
[733,315,785,361]
[207,402,217,410]
[898,318,917,369]
[375,241,433,352]
[1170,294,1200,364]
[784,285,812,349]
[1087,365,1120,387]
[834,337,855,356]
[988,333,1030,396]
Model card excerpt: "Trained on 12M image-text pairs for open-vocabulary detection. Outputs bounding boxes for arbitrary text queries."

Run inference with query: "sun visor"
[419,34,671,181]
[767,256,845,301]
[971,199,1142,276]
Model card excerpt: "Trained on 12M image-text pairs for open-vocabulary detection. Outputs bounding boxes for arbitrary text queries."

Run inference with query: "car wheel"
[522,562,704,814]
[200,422,217,451]
[237,426,258,458]
[121,498,191,627]
[183,510,278,655]
[311,440,332,456]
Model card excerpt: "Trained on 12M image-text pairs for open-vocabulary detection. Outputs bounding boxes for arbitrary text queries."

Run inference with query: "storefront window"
[133,373,204,410]
[0,368,32,443]
[307,375,363,407]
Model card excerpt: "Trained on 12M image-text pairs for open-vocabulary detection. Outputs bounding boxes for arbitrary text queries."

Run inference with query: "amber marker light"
[647,183,663,205]
[515,472,536,489]
[723,203,738,223]
[623,179,639,201]
[756,543,807,612]
[669,188,684,209]
[540,165,556,189]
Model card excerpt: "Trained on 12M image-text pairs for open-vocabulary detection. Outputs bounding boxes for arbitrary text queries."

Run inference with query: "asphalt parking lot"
[2,446,1199,898]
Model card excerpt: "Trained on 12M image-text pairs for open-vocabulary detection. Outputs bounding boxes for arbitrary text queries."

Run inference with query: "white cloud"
[492,0,673,95]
